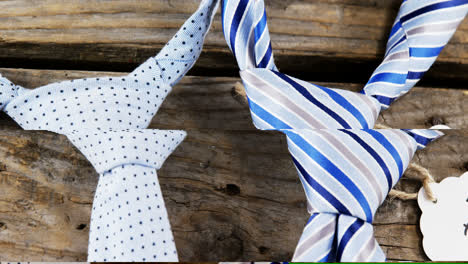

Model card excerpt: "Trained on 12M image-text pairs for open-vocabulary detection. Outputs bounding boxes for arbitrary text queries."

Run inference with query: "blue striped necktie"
[0,0,219,261]
[285,128,442,261]
[222,0,468,128]
[221,0,461,261]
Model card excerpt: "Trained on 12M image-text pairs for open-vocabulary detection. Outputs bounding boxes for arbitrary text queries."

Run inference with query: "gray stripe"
[293,216,336,259]
[407,20,461,36]
[321,130,384,203]
[240,70,327,129]
[356,92,380,124]
[245,21,256,69]
[384,50,409,62]
[389,130,414,162]
[354,232,377,262]
[307,201,315,214]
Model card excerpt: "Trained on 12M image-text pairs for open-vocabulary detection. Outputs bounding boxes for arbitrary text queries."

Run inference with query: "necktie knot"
[284,128,443,261]
[222,0,461,261]
[0,0,220,262]
[67,129,186,174]
[286,129,443,216]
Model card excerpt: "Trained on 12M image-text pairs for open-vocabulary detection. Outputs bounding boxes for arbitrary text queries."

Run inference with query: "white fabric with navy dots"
[0,0,220,261]
[67,129,187,174]
[68,129,186,262]
[87,164,179,262]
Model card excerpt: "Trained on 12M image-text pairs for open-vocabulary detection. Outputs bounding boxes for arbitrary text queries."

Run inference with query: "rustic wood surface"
[0,0,467,86]
[0,0,467,262]
[0,68,466,261]
[0,68,466,129]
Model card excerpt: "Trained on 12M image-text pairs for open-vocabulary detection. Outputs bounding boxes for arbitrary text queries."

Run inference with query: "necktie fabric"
[287,128,442,262]
[221,0,459,261]
[222,0,468,129]
[0,0,219,261]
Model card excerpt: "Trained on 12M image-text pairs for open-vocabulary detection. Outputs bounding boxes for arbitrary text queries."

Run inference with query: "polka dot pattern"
[87,164,178,262]
[1,0,219,134]
[0,0,219,262]
[155,0,219,86]
[67,129,186,173]
[0,76,22,110]
[4,58,171,133]
[67,129,185,262]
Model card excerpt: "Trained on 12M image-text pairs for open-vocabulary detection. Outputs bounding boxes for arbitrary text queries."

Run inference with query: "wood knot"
[231,82,248,106]
[76,223,87,230]
[258,246,270,254]
[427,116,445,126]
[200,160,210,169]
[27,220,38,227]
[463,161,468,171]
[223,184,240,196]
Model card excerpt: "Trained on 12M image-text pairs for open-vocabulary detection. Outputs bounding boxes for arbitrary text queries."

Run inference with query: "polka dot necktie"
[221,0,465,261]
[0,0,219,261]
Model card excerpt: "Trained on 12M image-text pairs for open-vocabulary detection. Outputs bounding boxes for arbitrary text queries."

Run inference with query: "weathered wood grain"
[0,1,466,261]
[0,0,467,84]
[0,125,466,261]
[0,68,466,129]
[0,67,466,261]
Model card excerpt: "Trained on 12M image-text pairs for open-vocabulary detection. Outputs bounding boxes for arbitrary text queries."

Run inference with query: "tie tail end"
[403,129,444,150]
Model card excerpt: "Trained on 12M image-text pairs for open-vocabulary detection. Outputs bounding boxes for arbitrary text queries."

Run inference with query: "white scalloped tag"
[418,172,468,261]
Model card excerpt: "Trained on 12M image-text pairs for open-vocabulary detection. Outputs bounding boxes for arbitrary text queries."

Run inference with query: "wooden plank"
[0,67,466,261]
[0,68,466,129]
[0,126,466,261]
[0,1,467,83]
[0,1,465,261]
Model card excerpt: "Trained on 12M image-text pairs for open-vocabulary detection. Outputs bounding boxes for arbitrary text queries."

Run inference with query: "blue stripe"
[368,72,407,85]
[291,155,352,217]
[371,94,396,107]
[400,0,468,23]
[254,10,267,43]
[247,96,292,129]
[257,42,273,68]
[410,46,444,57]
[287,132,373,222]
[318,251,332,262]
[329,229,338,262]
[386,35,406,54]
[311,83,370,128]
[272,71,353,128]
[402,130,434,147]
[336,218,364,261]
[407,71,425,79]
[306,213,319,225]
[365,130,404,178]
[389,21,402,39]
[340,130,393,192]
[229,0,249,57]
